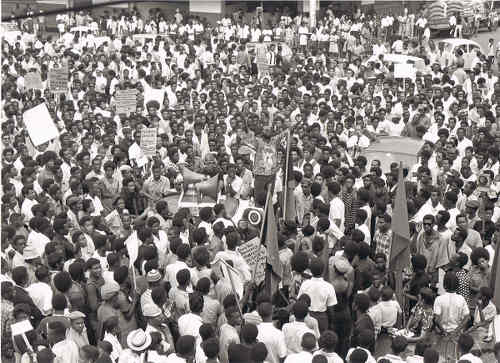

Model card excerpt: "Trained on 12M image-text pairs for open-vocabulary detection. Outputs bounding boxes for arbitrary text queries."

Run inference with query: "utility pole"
[309,0,316,28]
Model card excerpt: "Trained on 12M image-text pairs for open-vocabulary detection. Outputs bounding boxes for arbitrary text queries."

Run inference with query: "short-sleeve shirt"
[297,277,337,312]
[433,292,470,332]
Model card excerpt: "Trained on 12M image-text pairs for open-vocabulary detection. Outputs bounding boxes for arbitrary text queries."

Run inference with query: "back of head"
[350,348,368,363]
[423,348,439,363]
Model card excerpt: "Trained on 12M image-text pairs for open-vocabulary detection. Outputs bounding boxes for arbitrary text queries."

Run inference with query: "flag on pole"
[389,163,411,306]
[125,231,140,268]
[261,180,282,298]
[490,237,500,310]
[283,129,297,222]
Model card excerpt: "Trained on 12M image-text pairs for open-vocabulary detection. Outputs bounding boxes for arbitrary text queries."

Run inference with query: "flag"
[125,231,140,268]
[261,180,282,298]
[283,129,297,221]
[389,162,411,306]
[490,237,500,310]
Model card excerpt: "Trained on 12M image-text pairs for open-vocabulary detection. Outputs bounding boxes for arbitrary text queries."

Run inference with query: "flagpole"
[283,129,291,220]
[223,260,245,323]
[252,179,274,281]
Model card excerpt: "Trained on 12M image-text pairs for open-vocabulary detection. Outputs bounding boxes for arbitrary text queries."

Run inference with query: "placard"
[394,63,416,80]
[48,66,68,93]
[115,89,138,114]
[236,237,266,284]
[11,320,33,336]
[23,104,60,146]
[140,127,157,157]
[24,72,43,90]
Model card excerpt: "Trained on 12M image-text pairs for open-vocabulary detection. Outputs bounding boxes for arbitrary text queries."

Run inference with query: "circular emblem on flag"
[248,209,262,226]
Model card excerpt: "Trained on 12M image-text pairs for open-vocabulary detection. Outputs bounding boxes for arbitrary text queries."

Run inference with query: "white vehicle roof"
[438,38,482,47]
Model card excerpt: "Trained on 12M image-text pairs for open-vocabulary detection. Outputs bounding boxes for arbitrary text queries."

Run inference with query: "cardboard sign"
[115,89,138,114]
[236,237,266,284]
[48,66,68,93]
[24,72,43,90]
[394,63,416,80]
[11,320,33,336]
[23,103,60,146]
[140,127,157,157]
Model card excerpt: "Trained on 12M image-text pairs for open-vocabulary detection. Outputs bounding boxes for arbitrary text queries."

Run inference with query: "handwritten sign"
[140,127,157,157]
[24,72,43,90]
[48,66,68,93]
[23,103,60,146]
[115,89,138,114]
[236,237,266,284]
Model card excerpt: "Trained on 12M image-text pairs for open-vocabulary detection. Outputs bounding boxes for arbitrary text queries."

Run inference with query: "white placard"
[23,104,60,146]
[144,88,165,108]
[394,63,416,80]
[11,320,33,336]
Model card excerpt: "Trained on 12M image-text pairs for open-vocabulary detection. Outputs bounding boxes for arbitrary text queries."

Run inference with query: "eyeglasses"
[423,222,433,226]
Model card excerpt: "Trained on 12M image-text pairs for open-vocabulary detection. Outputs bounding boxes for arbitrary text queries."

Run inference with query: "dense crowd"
[2,4,500,363]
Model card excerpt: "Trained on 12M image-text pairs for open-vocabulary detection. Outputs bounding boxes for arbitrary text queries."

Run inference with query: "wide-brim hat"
[127,329,152,352]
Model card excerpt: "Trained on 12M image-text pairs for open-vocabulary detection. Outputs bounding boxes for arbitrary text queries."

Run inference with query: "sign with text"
[236,237,266,284]
[23,103,60,146]
[48,66,68,93]
[115,89,138,114]
[140,127,157,157]
[24,72,43,90]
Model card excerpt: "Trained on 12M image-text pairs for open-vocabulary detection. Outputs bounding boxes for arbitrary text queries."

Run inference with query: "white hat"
[142,304,162,318]
[127,329,152,352]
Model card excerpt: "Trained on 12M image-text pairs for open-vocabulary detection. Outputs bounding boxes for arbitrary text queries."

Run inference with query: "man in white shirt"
[164,243,191,289]
[257,302,287,363]
[327,181,345,232]
[298,258,337,332]
[178,292,204,343]
[282,301,316,354]
[26,265,53,316]
[49,321,79,363]
[284,332,316,363]
[457,333,483,363]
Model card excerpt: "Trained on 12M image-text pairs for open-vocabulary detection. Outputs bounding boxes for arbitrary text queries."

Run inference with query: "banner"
[115,89,138,114]
[236,237,266,284]
[24,72,43,90]
[23,104,60,146]
[140,128,157,157]
[48,65,68,93]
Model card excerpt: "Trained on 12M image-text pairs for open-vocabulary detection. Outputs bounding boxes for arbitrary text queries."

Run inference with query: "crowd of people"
[2,3,500,363]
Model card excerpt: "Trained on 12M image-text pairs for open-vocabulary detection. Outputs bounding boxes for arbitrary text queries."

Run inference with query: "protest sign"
[394,63,416,80]
[115,89,138,114]
[24,72,43,90]
[48,66,68,93]
[23,104,60,146]
[236,237,266,284]
[140,127,157,157]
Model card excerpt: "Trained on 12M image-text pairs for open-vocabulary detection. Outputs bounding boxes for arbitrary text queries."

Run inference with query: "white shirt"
[26,281,53,316]
[165,260,190,288]
[329,197,345,232]
[52,339,80,363]
[297,277,337,312]
[27,231,50,258]
[459,353,483,363]
[257,322,288,363]
[434,292,470,332]
[284,351,313,363]
[282,321,315,354]
[178,313,203,342]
